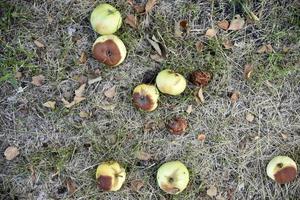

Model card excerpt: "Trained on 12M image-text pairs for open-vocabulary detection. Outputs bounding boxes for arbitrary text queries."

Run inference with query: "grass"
[1,0,300,199]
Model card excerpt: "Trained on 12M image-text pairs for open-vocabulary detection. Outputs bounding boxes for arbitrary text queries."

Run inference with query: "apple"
[266,156,297,184]
[90,3,122,35]
[166,117,188,135]
[156,69,187,95]
[132,84,159,112]
[96,161,126,191]
[157,161,189,194]
[92,35,127,67]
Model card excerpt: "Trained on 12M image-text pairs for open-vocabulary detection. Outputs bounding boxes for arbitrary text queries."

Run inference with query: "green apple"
[132,84,159,112]
[266,156,297,184]
[96,161,126,191]
[92,35,127,67]
[90,4,122,35]
[157,161,189,194]
[156,69,187,95]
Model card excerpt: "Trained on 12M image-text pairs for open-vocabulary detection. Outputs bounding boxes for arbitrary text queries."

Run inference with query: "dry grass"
[1,0,300,199]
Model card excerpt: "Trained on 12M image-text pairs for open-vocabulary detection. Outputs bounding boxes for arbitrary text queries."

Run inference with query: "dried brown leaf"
[79,52,87,64]
[205,28,217,38]
[4,146,19,160]
[31,75,45,86]
[222,39,234,49]
[43,101,56,109]
[34,40,45,48]
[145,0,157,13]
[228,15,245,31]
[175,20,189,38]
[65,177,77,195]
[281,133,288,140]
[243,64,254,79]
[15,72,22,79]
[104,86,116,98]
[62,98,75,108]
[186,105,193,114]
[131,179,144,192]
[197,133,206,142]
[29,165,36,185]
[147,36,166,58]
[197,88,205,103]
[150,54,164,62]
[257,44,273,54]
[136,151,152,161]
[75,84,86,97]
[230,91,240,103]
[217,20,229,30]
[74,96,86,104]
[207,185,218,197]
[125,15,138,29]
[195,41,204,53]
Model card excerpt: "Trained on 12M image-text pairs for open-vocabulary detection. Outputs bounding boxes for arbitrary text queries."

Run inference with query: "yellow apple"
[92,35,127,67]
[90,4,122,35]
[157,161,189,194]
[156,69,187,95]
[96,161,126,191]
[266,156,297,184]
[132,84,159,112]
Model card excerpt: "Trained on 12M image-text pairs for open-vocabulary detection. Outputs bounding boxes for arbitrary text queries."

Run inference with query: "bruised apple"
[266,156,297,184]
[157,161,189,194]
[132,84,159,112]
[156,69,186,95]
[96,161,126,191]
[92,35,127,67]
[90,4,122,35]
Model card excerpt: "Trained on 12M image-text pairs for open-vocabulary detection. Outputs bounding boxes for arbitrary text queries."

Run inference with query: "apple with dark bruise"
[266,156,297,184]
[96,161,126,191]
[92,35,126,67]
[132,84,159,112]
[167,117,188,135]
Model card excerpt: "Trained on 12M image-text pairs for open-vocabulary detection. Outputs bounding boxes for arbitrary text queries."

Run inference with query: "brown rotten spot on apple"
[274,164,297,184]
[133,93,153,111]
[97,175,113,191]
[161,184,180,194]
[167,117,188,135]
[93,40,121,66]
[132,84,159,112]
[190,71,212,87]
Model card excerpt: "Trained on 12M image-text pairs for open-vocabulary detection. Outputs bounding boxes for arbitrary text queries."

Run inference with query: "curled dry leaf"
[15,71,22,79]
[65,177,77,195]
[217,20,229,30]
[62,84,86,108]
[205,28,217,38]
[257,44,273,54]
[29,165,36,185]
[190,71,212,87]
[249,11,260,21]
[104,86,116,98]
[207,185,218,198]
[4,146,19,160]
[167,117,188,135]
[150,54,165,63]
[246,113,255,122]
[43,101,56,109]
[243,64,254,79]
[186,105,193,114]
[230,91,240,103]
[197,88,205,103]
[145,0,157,13]
[75,84,86,97]
[281,133,288,140]
[131,179,144,192]
[222,39,234,49]
[33,40,45,48]
[79,52,87,64]
[228,15,245,31]
[125,15,138,29]
[195,41,204,53]
[31,75,45,86]
[197,133,206,142]
[136,151,152,161]
[175,20,189,38]
[147,36,166,60]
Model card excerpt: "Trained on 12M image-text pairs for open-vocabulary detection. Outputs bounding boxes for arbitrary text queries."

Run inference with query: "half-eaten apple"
[92,35,127,67]
[90,3,122,35]
[157,160,189,194]
[132,84,159,112]
[266,156,297,184]
[96,161,126,191]
[156,69,187,95]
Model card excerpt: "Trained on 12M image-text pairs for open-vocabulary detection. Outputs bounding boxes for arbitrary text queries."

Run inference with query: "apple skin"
[132,84,159,112]
[92,35,127,67]
[90,4,122,35]
[156,69,187,95]
[266,156,297,184]
[96,161,126,191]
[157,161,189,194]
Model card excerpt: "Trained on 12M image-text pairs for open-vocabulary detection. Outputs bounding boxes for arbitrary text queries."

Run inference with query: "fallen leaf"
[222,39,234,49]
[147,36,166,58]
[197,88,205,103]
[195,41,204,53]
[281,133,288,140]
[4,146,19,160]
[230,91,240,103]
[15,71,22,79]
[29,165,36,185]
[75,84,86,97]
[207,185,218,198]
[175,20,189,38]
[65,177,77,195]
[31,75,45,86]
[131,179,144,192]
[257,44,273,54]
[136,151,152,161]
[249,11,259,21]
[88,76,102,85]
[217,20,229,30]
[246,113,255,122]
[79,52,87,64]
[99,104,116,111]
[79,111,90,118]
[216,194,226,200]
[228,15,245,31]
[125,15,138,29]
[62,98,76,108]
[145,0,157,13]
[186,105,193,114]
[150,54,164,63]
[243,64,254,79]
[104,86,116,98]
[205,28,217,38]
[43,101,56,109]
[33,40,45,48]
[74,96,86,104]
[127,0,145,13]
[197,133,206,142]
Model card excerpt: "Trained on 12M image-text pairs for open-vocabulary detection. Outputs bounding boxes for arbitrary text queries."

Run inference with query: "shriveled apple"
[132,84,159,112]
[266,156,297,184]
[156,69,186,95]
[92,35,127,67]
[157,161,189,194]
[90,4,122,35]
[96,161,126,191]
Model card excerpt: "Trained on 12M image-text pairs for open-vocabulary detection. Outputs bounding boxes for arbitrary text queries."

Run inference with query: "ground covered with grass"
[1,0,300,199]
